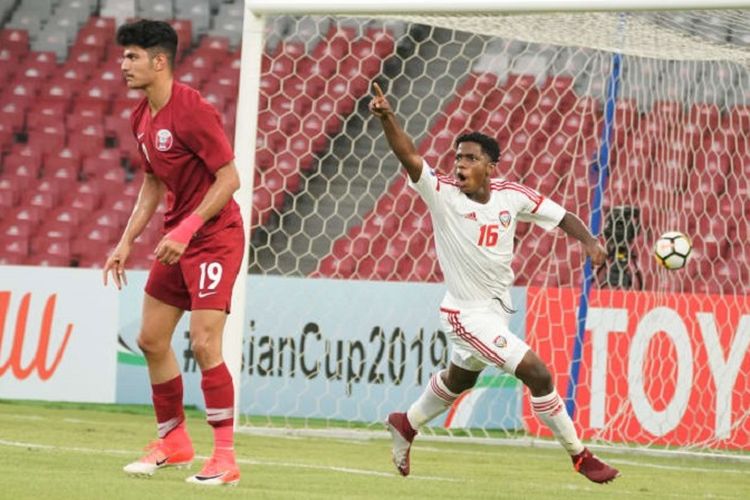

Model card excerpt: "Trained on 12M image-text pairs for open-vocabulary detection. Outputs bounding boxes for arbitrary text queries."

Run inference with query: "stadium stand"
[0,4,747,297]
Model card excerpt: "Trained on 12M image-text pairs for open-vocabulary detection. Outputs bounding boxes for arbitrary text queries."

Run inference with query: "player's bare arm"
[369,83,423,182]
[154,161,240,266]
[557,212,607,266]
[103,172,165,289]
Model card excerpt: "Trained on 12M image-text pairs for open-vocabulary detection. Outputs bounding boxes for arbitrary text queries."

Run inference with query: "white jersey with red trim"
[408,160,566,302]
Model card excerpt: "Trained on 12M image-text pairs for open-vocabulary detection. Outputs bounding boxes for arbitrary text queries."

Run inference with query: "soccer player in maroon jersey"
[103,20,242,486]
[370,83,619,484]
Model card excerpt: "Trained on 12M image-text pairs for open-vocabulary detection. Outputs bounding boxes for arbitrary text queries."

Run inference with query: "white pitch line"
[0,413,45,421]
[415,445,749,475]
[0,439,457,482]
[609,458,748,475]
[237,457,455,481]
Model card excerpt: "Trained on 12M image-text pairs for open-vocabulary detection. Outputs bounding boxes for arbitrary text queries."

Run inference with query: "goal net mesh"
[240,9,750,456]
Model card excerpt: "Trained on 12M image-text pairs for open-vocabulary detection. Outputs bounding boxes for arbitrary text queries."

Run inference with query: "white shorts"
[439,294,530,375]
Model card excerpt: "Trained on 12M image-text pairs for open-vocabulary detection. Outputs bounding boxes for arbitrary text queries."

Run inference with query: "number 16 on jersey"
[477,224,499,247]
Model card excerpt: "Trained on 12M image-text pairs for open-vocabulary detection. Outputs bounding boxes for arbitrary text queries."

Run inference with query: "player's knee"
[137,332,170,356]
[516,356,554,395]
[526,363,554,395]
[189,330,221,366]
[443,367,479,393]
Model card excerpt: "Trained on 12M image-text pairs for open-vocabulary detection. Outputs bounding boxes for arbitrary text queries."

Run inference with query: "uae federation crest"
[498,210,511,228]
[155,129,174,151]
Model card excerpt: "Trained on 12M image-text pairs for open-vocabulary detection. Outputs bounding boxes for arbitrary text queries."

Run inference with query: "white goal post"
[230,0,750,459]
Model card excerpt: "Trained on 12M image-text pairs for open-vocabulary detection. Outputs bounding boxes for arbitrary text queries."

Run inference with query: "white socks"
[406,370,459,429]
[531,390,584,456]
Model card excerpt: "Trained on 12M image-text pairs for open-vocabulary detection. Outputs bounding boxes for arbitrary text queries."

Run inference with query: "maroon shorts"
[145,222,245,313]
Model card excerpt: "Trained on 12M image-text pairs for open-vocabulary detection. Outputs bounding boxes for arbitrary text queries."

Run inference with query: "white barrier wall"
[0,266,119,403]
[115,273,526,429]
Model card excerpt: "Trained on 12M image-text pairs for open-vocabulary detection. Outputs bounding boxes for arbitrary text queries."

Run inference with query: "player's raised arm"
[557,212,607,266]
[369,82,423,183]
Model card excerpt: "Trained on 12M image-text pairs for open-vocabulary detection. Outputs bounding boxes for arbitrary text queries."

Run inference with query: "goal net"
[237,7,750,457]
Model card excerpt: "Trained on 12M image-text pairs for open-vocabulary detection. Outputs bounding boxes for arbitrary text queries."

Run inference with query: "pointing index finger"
[372,82,384,98]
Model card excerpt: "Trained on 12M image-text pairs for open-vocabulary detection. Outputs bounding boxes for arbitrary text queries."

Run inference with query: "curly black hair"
[455,132,500,163]
[116,19,178,68]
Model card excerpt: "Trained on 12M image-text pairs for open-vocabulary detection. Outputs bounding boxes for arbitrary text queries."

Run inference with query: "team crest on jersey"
[493,335,507,348]
[498,210,511,228]
[155,129,173,151]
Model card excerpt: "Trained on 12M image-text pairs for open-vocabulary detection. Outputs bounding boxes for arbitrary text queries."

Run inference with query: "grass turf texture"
[0,400,748,499]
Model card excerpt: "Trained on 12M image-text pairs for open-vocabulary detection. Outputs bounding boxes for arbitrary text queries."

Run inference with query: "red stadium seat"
[21,51,58,80]
[325,76,356,115]
[59,60,91,84]
[48,206,85,228]
[64,189,101,213]
[3,205,47,225]
[23,189,58,210]
[540,75,576,115]
[77,81,116,110]
[0,29,30,58]
[0,177,21,208]
[37,88,72,119]
[169,19,192,60]
[81,149,123,179]
[26,124,66,155]
[287,133,315,170]
[0,99,26,133]
[3,80,41,110]
[254,147,274,171]
[0,235,29,261]
[104,191,136,221]
[320,32,351,60]
[91,208,125,229]
[72,223,117,257]
[194,36,231,61]
[0,218,33,238]
[30,225,74,252]
[72,240,112,264]
[309,96,341,136]
[28,100,68,131]
[68,124,106,158]
[3,152,42,186]
[77,16,116,41]
[69,38,107,65]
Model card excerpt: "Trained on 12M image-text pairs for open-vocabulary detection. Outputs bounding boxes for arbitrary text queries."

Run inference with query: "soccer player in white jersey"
[369,83,619,484]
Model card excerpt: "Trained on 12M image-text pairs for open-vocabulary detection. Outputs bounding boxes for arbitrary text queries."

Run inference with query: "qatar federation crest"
[498,210,511,228]
[155,129,174,151]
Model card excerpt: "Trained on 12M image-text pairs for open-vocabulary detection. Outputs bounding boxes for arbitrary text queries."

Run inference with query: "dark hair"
[455,132,500,163]
[116,19,178,68]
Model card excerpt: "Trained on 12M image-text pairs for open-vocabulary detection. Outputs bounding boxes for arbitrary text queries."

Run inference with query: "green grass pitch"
[0,400,748,499]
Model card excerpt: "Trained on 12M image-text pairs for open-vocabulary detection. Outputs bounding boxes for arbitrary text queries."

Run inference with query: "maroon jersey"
[130,81,241,238]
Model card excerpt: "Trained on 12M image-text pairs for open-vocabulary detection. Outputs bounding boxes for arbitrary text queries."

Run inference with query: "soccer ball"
[654,231,692,270]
